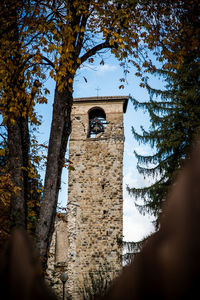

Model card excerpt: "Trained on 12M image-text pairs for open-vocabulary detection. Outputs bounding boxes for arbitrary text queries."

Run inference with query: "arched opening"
[88,107,106,138]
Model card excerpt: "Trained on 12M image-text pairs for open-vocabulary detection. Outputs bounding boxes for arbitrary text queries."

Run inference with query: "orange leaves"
[49,69,54,79]
[0,0,52,131]
[33,155,40,165]
[142,61,149,68]
[0,171,13,247]
[37,96,47,104]
[30,113,40,126]
[0,149,5,157]
[139,83,145,88]
[0,173,14,206]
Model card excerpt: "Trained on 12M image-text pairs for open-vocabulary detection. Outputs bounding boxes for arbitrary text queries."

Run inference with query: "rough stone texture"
[66,96,128,298]
[46,216,68,298]
[47,96,128,299]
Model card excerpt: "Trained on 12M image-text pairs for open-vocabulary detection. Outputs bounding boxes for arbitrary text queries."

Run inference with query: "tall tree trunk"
[5,0,30,230]
[20,115,30,228]
[7,113,30,229]
[8,120,26,228]
[36,81,73,270]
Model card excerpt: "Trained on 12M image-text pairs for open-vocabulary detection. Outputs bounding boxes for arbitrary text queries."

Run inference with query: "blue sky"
[37,53,160,242]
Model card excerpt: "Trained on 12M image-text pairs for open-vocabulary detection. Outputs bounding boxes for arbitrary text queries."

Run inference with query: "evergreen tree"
[127,0,200,222]
[128,53,200,219]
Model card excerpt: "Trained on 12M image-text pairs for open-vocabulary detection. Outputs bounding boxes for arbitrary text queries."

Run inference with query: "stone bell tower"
[66,96,128,298]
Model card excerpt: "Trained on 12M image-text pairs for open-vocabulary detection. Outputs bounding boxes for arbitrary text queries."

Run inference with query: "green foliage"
[128,0,200,221]
[129,53,200,218]
[1,0,199,270]
[122,236,151,265]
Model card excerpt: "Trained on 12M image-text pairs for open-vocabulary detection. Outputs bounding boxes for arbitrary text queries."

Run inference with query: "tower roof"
[73,96,129,113]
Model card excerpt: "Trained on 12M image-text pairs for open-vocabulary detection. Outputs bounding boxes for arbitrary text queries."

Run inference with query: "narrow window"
[88,107,106,138]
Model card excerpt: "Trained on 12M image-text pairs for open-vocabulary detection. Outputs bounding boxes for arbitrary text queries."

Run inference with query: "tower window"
[88,107,106,138]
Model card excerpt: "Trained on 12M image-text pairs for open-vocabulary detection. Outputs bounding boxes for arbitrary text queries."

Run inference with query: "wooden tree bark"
[7,117,29,228]
[36,80,73,269]
[7,121,25,228]
[5,2,30,229]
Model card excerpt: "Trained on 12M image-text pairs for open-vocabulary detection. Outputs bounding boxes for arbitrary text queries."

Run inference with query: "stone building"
[48,96,128,299]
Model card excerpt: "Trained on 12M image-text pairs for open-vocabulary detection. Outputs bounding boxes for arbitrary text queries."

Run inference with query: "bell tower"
[66,96,128,298]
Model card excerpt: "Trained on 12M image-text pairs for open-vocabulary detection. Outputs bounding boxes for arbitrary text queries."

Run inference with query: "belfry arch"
[88,106,106,138]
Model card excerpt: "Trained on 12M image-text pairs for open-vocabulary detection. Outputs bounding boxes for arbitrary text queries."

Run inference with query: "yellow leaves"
[48,43,57,52]
[9,107,16,113]
[74,24,81,32]
[80,26,85,33]
[0,149,5,156]
[0,173,14,206]
[10,119,16,125]
[30,113,40,125]
[50,69,54,78]
[162,37,168,45]
[57,81,65,92]
[37,96,47,104]
[13,186,21,194]
[28,211,36,218]
[31,86,38,94]
[33,155,40,164]
[120,43,126,49]
[28,165,37,179]
[109,38,115,46]
[40,36,47,46]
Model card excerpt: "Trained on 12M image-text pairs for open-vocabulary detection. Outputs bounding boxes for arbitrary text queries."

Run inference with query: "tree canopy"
[1,0,199,270]
[128,0,200,221]
[0,0,160,269]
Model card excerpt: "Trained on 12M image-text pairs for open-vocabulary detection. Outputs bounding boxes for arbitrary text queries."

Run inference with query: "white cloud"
[123,191,155,242]
[134,145,152,157]
[79,63,117,75]
[123,212,154,242]
[123,169,155,242]
[95,64,117,74]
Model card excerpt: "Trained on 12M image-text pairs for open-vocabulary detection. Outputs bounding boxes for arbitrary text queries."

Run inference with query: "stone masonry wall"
[46,216,68,298]
[66,99,125,299]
